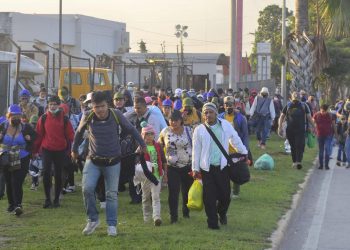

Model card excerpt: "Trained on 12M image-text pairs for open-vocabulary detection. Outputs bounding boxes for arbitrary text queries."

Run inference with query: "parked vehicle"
[59,67,119,99]
[0,51,44,111]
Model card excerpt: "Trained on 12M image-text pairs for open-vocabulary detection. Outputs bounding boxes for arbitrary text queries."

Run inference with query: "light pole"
[59,0,62,75]
[281,0,287,105]
[175,25,188,89]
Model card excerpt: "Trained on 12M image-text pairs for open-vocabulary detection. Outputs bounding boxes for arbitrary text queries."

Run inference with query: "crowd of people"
[0,83,347,236]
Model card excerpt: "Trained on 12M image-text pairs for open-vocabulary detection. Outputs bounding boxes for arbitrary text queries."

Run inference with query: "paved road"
[279,149,350,250]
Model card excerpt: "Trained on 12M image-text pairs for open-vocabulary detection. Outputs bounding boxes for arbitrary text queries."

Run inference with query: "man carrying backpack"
[71,91,146,237]
[278,92,315,169]
[33,95,75,208]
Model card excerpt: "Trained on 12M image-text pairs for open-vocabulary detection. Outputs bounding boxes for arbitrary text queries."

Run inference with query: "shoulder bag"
[204,124,250,185]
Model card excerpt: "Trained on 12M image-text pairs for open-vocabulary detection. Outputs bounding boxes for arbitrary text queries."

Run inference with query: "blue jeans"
[256,116,271,145]
[337,143,347,162]
[82,160,120,226]
[345,136,350,164]
[317,136,333,167]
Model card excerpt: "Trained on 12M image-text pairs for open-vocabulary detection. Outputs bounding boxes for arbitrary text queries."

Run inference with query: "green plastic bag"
[254,153,275,170]
[307,132,316,148]
[187,180,203,211]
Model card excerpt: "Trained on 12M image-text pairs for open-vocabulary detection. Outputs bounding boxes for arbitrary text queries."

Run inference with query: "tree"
[317,38,350,103]
[287,0,350,95]
[138,39,148,53]
[250,4,293,82]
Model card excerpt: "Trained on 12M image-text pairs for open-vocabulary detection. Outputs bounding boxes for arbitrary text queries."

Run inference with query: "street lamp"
[175,24,188,89]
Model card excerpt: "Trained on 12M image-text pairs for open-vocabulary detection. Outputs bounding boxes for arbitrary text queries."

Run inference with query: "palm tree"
[286,0,350,94]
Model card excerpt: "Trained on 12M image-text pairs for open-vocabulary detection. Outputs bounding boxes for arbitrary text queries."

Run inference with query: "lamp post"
[281,0,287,105]
[59,0,62,74]
[175,25,188,89]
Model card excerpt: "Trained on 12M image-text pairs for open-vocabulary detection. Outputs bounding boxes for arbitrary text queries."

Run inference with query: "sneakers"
[43,200,52,209]
[154,219,162,227]
[231,194,240,199]
[260,144,266,150]
[296,163,302,170]
[30,183,37,190]
[14,206,23,216]
[219,215,227,225]
[107,226,117,236]
[100,201,106,209]
[336,161,341,167]
[82,220,100,235]
[325,166,330,170]
[66,186,76,193]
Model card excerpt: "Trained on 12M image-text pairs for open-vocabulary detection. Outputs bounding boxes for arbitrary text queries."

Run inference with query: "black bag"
[204,124,250,185]
[0,151,10,172]
[227,155,250,185]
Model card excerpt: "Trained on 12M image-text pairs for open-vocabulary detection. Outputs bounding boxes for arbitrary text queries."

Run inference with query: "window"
[64,72,82,85]
[93,72,107,86]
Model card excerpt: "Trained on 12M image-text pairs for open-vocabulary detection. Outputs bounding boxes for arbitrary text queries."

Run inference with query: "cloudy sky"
[2,0,294,55]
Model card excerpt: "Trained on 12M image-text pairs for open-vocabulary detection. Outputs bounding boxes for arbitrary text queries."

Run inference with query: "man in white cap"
[249,87,275,149]
[192,102,247,230]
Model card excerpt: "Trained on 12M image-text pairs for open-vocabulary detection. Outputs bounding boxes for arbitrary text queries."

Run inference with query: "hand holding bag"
[204,124,250,185]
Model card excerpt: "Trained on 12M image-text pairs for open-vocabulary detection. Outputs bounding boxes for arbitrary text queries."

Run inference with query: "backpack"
[286,101,308,130]
[41,112,69,134]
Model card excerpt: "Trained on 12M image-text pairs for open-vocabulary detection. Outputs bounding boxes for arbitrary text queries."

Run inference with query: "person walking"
[336,115,348,167]
[33,96,75,208]
[158,110,193,224]
[218,96,250,198]
[249,87,275,149]
[0,105,36,215]
[139,124,166,226]
[71,91,146,237]
[192,103,247,229]
[278,92,314,169]
[313,104,336,170]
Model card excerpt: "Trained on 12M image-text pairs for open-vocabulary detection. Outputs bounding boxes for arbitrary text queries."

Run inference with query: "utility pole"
[59,0,62,75]
[281,0,287,104]
[229,0,237,91]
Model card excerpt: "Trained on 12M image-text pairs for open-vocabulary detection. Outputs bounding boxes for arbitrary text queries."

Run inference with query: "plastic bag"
[306,132,316,148]
[254,153,275,170]
[187,179,203,211]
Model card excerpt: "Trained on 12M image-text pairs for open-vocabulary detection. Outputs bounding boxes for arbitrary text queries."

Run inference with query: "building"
[0,12,129,87]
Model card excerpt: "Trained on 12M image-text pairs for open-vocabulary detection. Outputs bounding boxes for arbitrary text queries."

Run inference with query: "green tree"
[138,39,148,53]
[250,4,294,82]
[318,38,350,103]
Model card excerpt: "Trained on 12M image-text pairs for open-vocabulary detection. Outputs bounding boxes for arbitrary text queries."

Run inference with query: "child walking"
[139,123,166,226]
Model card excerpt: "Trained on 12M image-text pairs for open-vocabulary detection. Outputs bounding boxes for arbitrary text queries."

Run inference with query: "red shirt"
[313,112,333,137]
[33,111,74,153]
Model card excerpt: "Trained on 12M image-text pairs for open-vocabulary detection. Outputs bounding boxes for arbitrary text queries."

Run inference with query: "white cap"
[174,88,182,97]
[260,87,269,95]
[84,92,93,104]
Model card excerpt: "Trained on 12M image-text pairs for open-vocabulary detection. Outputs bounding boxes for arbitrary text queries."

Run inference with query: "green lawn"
[0,134,317,250]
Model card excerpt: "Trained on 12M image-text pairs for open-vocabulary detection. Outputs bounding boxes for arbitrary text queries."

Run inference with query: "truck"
[0,51,44,113]
[59,67,119,99]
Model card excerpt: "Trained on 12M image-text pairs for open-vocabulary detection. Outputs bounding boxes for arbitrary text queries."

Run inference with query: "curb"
[267,157,318,250]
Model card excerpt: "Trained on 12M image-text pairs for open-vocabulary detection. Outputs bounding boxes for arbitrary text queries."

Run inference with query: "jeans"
[256,116,271,145]
[317,136,333,167]
[82,159,120,226]
[345,136,350,164]
[167,165,193,220]
[42,149,67,202]
[337,143,347,162]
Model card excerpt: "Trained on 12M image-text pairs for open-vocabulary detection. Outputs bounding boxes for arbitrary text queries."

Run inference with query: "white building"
[0,12,129,87]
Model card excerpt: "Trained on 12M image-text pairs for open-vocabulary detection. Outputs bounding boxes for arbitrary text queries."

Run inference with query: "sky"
[2,0,294,55]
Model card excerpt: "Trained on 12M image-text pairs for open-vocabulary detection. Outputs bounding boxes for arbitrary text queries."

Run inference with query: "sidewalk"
[279,147,350,250]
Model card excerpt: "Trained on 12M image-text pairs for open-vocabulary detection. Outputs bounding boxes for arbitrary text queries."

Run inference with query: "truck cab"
[59,67,119,99]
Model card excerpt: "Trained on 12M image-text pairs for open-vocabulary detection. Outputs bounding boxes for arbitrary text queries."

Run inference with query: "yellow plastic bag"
[187,180,203,211]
